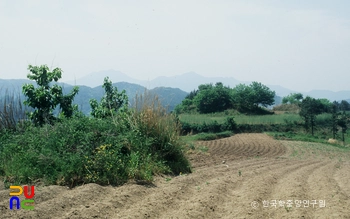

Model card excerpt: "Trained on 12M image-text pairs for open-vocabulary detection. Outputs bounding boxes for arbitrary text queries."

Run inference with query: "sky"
[0,0,350,92]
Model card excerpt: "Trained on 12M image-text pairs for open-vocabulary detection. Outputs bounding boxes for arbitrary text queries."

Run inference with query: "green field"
[179,113,333,125]
[179,113,301,125]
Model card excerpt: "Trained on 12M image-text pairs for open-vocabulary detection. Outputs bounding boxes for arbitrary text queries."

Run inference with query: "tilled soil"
[1,133,349,218]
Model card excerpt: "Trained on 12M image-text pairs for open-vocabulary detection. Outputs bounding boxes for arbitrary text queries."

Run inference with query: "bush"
[180,116,237,134]
[0,90,191,188]
[0,89,28,131]
[222,116,237,131]
[194,131,232,141]
[22,65,79,126]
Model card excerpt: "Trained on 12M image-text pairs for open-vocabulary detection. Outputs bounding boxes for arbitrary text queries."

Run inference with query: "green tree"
[232,82,275,113]
[90,77,128,118]
[337,111,349,145]
[194,82,232,113]
[22,65,79,126]
[318,98,332,113]
[186,89,199,100]
[299,96,323,136]
[282,93,303,104]
[339,100,350,111]
[331,101,340,139]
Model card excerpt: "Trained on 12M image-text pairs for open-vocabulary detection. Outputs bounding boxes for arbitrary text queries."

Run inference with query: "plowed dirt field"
[1,133,350,218]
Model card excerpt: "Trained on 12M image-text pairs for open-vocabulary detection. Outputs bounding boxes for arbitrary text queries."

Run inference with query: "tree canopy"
[22,65,79,126]
[232,82,275,113]
[90,77,129,119]
[299,96,324,135]
[282,93,303,104]
[193,82,232,114]
[175,81,275,114]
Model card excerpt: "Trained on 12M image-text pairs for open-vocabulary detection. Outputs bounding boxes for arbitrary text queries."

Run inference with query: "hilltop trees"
[330,101,350,144]
[175,81,275,114]
[22,65,79,126]
[193,82,232,113]
[339,100,350,111]
[282,93,303,104]
[331,101,340,139]
[232,82,275,113]
[299,97,324,136]
[337,111,350,144]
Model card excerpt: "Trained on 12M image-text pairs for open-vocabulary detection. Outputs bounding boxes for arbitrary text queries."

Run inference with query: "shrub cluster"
[0,71,191,188]
[0,106,191,187]
[181,116,237,134]
[180,116,304,135]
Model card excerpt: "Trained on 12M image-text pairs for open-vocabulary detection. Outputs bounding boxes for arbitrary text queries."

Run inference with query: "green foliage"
[318,98,332,113]
[339,100,350,111]
[174,98,196,114]
[194,131,232,141]
[299,96,324,135]
[180,116,237,134]
[0,89,28,131]
[186,89,199,100]
[90,77,128,118]
[337,111,350,144]
[331,102,340,139]
[22,65,79,126]
[232,82,275,113]
[282,93,303,104]
[273,103,300,112]
[175,81,275,115]
[194,82,232,114]
[0,89,191,187]
[180,113,302,126]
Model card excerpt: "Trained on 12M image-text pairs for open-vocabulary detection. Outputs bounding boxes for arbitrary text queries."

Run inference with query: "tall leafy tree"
[193,82,232,113]
[299,96,323,136]
[318,98,332,113]
[339,100,350,111]
[232,82,275,112]
[22,65,79,126]
[337,111,349,145]
[249,81,276,108]
[331,101,340,139]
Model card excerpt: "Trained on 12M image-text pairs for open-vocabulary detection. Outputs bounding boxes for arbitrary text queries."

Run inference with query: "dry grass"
[0,88,28,131]
[129,90,181,147]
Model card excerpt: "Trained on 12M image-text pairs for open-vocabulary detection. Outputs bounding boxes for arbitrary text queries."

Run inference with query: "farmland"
[1,72,350,218]
[179,112,333,125]
[1,133,350,218]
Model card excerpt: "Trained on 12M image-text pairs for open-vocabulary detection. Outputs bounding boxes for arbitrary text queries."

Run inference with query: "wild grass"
[280,140,350,161]
[0,89,191,188]
[267,131,350,147]
[0,88,28,131]
[182,131,232,141]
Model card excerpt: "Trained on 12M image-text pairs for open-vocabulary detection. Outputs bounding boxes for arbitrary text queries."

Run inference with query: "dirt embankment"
[1,133,349,218]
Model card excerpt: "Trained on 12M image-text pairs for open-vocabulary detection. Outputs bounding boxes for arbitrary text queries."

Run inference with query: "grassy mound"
[0,95,191,188]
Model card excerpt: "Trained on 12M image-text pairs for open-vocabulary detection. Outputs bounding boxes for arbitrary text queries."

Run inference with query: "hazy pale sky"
[1,0,350,92]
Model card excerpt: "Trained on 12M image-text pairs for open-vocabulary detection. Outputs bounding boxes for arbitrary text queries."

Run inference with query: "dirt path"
[1,133,349,218]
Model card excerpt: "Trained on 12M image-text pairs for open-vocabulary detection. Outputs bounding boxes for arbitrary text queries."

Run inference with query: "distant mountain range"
[64,70,350,101]
[1,70,350,115]
[0,79,188,114]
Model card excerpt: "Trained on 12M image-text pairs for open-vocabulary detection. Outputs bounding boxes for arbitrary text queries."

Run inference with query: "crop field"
[179,113,302,125]
[1,133,349,218]
[179,113,332,125]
